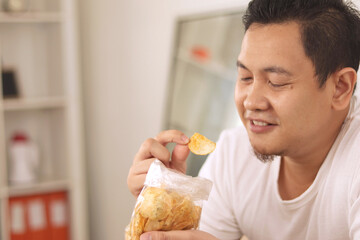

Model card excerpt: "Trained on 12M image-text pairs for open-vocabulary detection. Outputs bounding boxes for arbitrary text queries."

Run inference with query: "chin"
[251,145,283,163]
[250,141,284,156]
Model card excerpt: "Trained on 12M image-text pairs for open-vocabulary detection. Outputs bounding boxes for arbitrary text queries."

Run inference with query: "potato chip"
[144,219,164,231]
[171,194,193,230]
[188,132,216,155]
[125,224,131,240]
[192,206,202,229]
[161,212,174,231]
[139,187,172,220]
[130,208,147,240]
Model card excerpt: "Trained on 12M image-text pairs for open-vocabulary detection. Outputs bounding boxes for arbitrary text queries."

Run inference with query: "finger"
[170,144,190,174]
[127,173,146,197]
[127,158,157,197]
[131,158,156,175]
[155,130,189,146]
[134,139,171,166]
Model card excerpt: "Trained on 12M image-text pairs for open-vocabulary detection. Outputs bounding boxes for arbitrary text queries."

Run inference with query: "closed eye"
[268,81,288,88]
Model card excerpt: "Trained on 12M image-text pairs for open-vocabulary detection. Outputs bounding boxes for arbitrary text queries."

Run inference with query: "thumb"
[140,230,218,240]
[170,144,190,174]
[141,231,189,240]
[140,231,168,240]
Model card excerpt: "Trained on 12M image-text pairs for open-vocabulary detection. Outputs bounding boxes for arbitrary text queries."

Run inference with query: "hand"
[140,230,219,240]
[127,130,190,197]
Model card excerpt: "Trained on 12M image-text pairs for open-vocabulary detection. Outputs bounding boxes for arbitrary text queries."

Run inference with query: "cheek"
[275,92,321,130]
[234,83,248,123]
[234,83,245,110]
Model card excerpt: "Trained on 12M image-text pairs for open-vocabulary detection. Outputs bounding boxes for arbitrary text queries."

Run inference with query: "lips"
[248,119,278,133]
[252,120,270,126]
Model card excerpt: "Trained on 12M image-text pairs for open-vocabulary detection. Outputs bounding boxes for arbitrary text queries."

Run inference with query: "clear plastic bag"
[125,159,213,240]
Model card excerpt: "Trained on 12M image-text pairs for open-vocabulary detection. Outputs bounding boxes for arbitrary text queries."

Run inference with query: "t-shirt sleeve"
[349,166,360,239]
[198,130,243,240]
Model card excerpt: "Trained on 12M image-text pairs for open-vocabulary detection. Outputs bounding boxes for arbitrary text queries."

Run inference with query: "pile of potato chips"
[125,187,202,240]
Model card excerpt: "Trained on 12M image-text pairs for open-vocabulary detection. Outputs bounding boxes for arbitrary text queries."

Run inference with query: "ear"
[332,67,357,110]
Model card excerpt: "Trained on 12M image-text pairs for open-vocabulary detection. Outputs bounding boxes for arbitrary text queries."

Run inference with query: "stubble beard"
[245,125,283,163]
[252,148,282,163]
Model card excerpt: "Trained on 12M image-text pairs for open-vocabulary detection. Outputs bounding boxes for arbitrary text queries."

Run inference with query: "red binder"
[9,196,28,240]
[9,191,70,240]
[47,191,70,240]
[26,194,51,240]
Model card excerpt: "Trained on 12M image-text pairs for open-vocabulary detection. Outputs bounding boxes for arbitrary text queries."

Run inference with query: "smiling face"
[235,22,337,159]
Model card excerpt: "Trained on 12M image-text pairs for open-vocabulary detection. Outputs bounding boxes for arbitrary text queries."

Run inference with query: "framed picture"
[2,68,20,98]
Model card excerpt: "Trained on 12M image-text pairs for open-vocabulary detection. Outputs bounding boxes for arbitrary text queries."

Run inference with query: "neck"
[278,156,322,200]
[278,108,349,200]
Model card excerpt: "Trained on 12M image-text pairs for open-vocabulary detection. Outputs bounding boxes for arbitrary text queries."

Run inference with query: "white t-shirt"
[198,98,360,240]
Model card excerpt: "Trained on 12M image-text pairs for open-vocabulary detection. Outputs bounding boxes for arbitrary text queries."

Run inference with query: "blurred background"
[0,0,359,240]
[79,1,249,239]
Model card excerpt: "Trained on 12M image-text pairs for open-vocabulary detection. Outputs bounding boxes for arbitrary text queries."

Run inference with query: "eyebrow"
[236,60,248,70]
[236,60,293,76]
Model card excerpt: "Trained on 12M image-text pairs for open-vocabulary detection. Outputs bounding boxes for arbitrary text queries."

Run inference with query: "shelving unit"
[8,179,69,197]
[0,0,87,239]
[0,12,62,23]
[3,97,67,111]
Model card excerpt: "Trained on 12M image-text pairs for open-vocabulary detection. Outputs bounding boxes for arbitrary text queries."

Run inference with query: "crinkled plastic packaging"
[125,159,213,240]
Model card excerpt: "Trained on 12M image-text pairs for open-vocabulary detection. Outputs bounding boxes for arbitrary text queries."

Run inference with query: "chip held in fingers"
[188,132,216,155]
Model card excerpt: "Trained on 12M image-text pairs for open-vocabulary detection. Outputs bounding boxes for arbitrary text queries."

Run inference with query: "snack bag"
[125,159,213,240]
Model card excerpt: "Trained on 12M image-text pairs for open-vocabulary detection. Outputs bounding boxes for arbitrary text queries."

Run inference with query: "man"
[127,0,360,239]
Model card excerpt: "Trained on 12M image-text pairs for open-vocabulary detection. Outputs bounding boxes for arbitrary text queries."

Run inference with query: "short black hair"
[243,0,360,87]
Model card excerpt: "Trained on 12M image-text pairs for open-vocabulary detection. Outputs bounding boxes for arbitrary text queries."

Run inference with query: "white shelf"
[0,0,88,239]
[176,48,237,82]
[0,11,62,23]
[3,97,67,111]
[7,179,70,197]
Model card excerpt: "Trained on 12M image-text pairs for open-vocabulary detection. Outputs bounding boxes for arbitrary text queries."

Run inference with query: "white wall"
[78,0,360,239]
[78,1,247,240]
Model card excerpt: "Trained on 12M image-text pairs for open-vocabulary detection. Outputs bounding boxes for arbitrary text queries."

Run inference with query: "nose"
[243,81,269,111]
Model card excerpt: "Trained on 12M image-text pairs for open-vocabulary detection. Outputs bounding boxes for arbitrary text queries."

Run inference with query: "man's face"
[235,22,335,159]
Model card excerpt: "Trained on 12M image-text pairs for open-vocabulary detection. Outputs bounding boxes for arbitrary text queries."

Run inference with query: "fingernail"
[140,233,152,240]
[182,135,189,143]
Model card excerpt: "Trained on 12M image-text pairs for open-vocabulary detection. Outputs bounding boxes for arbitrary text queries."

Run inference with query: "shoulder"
[332,98,360,203]
[335,97,360,156]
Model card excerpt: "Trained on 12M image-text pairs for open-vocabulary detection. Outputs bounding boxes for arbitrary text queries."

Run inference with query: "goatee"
[253,149,277,163]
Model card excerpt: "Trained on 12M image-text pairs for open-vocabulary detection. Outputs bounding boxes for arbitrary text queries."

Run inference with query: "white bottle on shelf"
[8,132,39,184]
